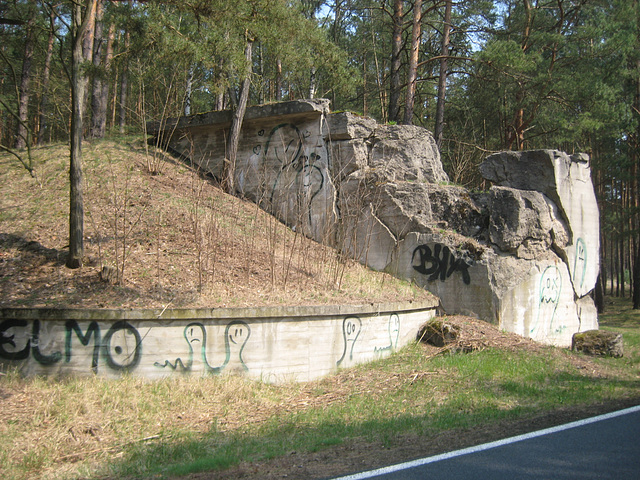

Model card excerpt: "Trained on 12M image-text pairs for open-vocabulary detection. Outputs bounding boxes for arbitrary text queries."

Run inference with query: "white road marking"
[332,405,640,480]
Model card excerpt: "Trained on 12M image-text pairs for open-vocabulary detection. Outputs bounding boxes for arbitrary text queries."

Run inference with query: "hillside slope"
[0,136,432,310]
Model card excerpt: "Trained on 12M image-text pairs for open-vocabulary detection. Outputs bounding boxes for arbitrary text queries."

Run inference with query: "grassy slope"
[0,136,431,310]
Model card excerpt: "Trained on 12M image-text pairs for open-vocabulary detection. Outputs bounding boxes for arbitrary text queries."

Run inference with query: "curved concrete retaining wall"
[0,300,437,383]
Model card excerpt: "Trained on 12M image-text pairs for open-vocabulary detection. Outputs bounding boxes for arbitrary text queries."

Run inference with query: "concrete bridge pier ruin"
[148,99,600,348]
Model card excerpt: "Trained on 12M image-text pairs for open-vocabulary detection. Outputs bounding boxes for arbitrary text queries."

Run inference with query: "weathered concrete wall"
[149,100,600,347]
[0,301,437,382]
[153,99,337,241]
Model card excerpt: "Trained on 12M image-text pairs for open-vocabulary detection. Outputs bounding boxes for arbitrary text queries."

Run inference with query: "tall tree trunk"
[81,0,96,122]
[38,9,56,146]
[610,229,615,296]
[88,0,104,137]
[362,53,368,117]
[595,275,605,314]
[223,38,253,194]
[258,42,265,104]
[634,238,640,308]
[434,0,452,148]
[68,0,98,269]
[309,66,317,99]
[118,31,129,134]
[308,10,317,100]
[184,65,194,115]
[97,22,115,134]
[16,8,35,150]
[621,178,627,297]
[90,3,114,138]
[403,0,422,125]
[371,27,387,122]
[276,57,283,101]
[633,44,640,307]
[388,0,404,123]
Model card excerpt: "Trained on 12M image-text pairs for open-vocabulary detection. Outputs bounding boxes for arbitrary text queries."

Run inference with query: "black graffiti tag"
[0,319,63,364]
[412,244,472,285]
[0,319,142,373]
[66,320,100,373]
[102,321,142,371]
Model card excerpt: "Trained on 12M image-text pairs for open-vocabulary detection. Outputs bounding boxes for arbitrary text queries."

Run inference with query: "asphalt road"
[331,405,640,480]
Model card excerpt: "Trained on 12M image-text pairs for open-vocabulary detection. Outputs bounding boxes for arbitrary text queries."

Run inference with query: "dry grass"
[0,371,283,479]
[0,135,432,310]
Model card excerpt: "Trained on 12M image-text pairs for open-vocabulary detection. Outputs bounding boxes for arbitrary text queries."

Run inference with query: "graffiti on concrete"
[154,320,250,374]
[337,316,361,366]
[572,237,587,289]
[253,123,326,227]
[531,266,563,336]
[0,319,142,373]
[0,309,432,381]
[412,244,471,285]
[374,314,400,354]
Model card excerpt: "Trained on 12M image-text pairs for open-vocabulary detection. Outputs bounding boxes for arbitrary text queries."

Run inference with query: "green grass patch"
[80,331,640,478]
[600,296,640,367]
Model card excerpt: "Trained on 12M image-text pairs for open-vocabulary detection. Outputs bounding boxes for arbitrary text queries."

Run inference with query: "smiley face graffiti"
[155,320,250,374]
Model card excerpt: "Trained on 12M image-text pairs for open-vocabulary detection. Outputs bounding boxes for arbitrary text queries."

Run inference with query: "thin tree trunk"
[223,38,253,194]
[258,42,265,104]
[610,229,615,296]
[81,0,96,122]
[111,69,118,128]
[403,0,422,125]
[185,65,194,115]
[38,9,56,146]
[276,57,283,101]
[309,66,317,99]
[388,0,404,123]
[595,275,605,314]
[68,0,98,269]
[633,43,640,307]
[118,31,129,134]
[16,8,35,150]
[618,229,624,296]
[88,0,104,137]
[362,53,367,116]
[97,22,115,135]
[434,0,452,148]
[619,180,627,297]
[90,3,113,138]
[634,238,640,308]
[371,28,387,122]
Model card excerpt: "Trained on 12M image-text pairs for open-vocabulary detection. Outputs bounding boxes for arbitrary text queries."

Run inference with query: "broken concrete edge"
[146,99,331,135]
[0,298,439,322]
